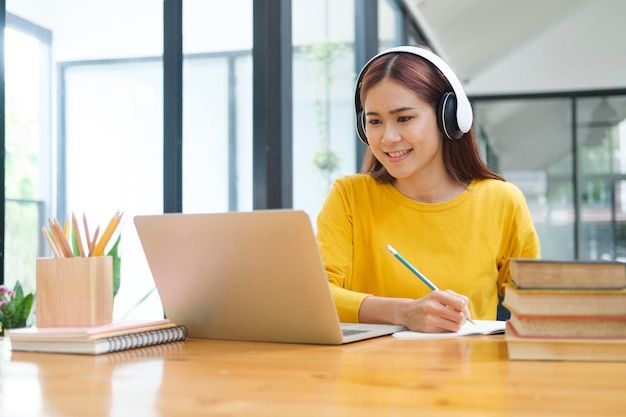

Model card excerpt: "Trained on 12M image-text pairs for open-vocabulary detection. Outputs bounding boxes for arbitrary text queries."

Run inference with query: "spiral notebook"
[7,319,188,355]
[134,210,404,345]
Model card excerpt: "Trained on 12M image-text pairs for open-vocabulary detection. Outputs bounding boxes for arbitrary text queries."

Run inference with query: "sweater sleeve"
[316,179,371,322]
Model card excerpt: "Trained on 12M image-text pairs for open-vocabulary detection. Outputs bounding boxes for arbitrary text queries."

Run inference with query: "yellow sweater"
[316,174,541,322]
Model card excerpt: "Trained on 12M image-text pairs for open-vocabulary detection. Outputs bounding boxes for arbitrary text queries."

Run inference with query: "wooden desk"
[1,335,625,417]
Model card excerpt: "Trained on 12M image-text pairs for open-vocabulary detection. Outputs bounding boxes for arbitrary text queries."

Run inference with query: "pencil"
[92,210,123,256]
[41,226,62,258]
[63,217,69,239]
[89,226,100,257]
[386,245,476,325]
[72,213,86,257]
[49,219,72,257]
[54,219,74,257]
[82,213,92,255]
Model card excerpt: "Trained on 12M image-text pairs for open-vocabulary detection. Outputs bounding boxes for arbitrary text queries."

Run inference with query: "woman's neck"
[393,175,469,203]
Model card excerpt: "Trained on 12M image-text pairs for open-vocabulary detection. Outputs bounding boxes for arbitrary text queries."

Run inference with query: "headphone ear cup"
[437,92,462,139]
[356,110,368,144]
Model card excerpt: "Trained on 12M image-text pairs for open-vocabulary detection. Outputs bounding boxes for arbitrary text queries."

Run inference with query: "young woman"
[316,46,540,333]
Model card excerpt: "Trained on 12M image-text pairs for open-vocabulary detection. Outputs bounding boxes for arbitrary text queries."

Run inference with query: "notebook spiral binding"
[105,325,188,353]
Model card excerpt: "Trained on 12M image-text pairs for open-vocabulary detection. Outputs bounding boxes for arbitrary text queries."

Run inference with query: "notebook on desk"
[134,210,404,345]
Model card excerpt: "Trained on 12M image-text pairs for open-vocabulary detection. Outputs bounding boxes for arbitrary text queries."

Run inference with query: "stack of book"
[504,259,626,361]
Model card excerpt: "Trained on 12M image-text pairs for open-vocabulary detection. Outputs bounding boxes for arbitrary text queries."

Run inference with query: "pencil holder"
[36,256,113,327]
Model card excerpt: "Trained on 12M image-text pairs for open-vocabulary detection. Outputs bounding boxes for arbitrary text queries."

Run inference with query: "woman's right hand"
[398,290,471,332]
[358,290,472,333]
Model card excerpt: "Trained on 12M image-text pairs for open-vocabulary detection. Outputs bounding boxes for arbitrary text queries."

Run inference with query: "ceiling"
[404,0,590,90]
[402,0,626,173]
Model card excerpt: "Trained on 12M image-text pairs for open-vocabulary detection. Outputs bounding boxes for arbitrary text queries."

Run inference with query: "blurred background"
[3,0,626,319]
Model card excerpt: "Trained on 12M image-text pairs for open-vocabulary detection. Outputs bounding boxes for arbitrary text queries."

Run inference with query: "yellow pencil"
[63,217,69,239]
[92,210,123,256]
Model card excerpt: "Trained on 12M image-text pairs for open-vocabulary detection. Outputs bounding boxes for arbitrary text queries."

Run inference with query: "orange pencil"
[49,219,72,257]
[89,226,100,256]
[54,219,74,257]
[92,210,123,256]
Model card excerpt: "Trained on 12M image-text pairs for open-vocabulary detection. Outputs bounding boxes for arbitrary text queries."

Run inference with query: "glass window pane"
[577,96,626,260]
[379,0,400,50]
[8,0,165,320]
[475,99,575,260]
[3,27,49,296]
[182,56,231,212]
[293,0,356,222]
[182,0,253,213]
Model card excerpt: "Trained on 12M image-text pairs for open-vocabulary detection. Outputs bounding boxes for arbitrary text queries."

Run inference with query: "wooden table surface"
[1,334,625,417]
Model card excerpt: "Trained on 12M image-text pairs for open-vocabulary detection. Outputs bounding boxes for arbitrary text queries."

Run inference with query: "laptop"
[134,210,404,345]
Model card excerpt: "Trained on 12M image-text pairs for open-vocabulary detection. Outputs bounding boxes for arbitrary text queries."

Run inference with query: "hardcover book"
[502,283,626,316]
[509,259,626,289]
[505,321,626,362]
[507,306,626,338]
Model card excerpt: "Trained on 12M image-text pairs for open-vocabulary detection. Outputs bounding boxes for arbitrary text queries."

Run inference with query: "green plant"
[108,234,122,298]
[0,281,34,335]
[302,39,345,188]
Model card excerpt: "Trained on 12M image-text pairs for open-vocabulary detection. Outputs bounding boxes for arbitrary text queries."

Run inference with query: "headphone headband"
[354,46,473,142]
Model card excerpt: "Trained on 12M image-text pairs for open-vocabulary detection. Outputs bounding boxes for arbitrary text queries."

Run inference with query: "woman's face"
[363,78,445,184]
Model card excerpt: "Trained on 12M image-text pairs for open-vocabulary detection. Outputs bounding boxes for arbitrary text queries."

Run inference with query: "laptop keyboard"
[342,329,368,337]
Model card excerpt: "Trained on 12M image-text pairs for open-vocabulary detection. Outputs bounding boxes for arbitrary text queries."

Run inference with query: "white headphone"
[354,46,473,142]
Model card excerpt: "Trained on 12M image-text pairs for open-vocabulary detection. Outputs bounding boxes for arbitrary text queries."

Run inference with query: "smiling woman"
[315,45,541,334]
[357,46,499,187]
[362,78,449,199]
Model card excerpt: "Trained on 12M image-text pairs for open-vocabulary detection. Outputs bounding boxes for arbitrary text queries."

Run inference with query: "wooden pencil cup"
[36,256,113,327]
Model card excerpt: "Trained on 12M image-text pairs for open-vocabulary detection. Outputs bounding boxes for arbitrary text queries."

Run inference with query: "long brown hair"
[359,48,504,183]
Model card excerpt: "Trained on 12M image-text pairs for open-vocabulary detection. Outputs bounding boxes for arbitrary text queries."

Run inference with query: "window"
[292,0,356,220]
[7,0,165,319]
[4,20,52,297]
[182,0,253,213]
[473,93,626,260]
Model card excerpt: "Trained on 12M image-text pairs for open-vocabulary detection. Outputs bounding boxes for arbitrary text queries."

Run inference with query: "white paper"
[392,320,506,339]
